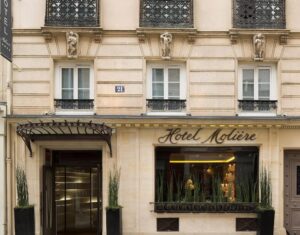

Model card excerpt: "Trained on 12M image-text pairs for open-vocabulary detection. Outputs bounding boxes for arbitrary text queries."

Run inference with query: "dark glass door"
[55,166,100,235]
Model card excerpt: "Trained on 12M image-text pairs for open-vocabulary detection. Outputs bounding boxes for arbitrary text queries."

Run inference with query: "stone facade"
[6,0,300,235]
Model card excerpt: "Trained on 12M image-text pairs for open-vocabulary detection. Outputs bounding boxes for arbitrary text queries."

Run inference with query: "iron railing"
[45,0,100,27]
[54,99,94,110]
[238,100,277,112]
[233,0,285,29]
[140,0,194,28]
[146,99,186,112]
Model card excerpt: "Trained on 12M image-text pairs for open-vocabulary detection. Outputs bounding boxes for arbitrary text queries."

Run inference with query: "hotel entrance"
[43,150,102,235]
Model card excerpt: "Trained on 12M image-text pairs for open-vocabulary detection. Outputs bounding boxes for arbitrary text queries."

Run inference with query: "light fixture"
[169,156,235,164]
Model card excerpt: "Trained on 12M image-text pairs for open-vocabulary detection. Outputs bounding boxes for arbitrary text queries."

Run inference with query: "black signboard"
[0,0,12,62]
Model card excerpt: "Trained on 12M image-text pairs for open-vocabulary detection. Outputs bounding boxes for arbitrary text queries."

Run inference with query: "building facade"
[6,0,300,234]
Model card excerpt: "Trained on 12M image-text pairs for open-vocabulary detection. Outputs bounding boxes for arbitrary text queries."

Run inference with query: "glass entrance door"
[55,167,100,235]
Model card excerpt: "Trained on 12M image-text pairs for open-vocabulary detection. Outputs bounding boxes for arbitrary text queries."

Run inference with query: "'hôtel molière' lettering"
[158,128,256,144]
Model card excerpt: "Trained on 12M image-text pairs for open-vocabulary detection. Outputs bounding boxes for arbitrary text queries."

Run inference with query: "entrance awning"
[16,120,113,157]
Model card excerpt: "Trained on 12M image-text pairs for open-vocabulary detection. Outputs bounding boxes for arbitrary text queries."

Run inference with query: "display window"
[155,147,259,205]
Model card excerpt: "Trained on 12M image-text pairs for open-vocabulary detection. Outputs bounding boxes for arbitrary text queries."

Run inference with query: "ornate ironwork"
[16,120,112,157]
[140,0,193,28]
[146,99,186,112]
[233,0,286,29]
[54,99,94,110]
[45,0,100,27]
[238,100,277,112]
[153,202,258,213]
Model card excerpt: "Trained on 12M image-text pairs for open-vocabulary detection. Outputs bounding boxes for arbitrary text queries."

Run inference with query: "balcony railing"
[140,0,193,28]
[45,0,99,27]
[146,99,186,112]
[238,100,277,112]
[233,0,285,29]
[54,99,94,110]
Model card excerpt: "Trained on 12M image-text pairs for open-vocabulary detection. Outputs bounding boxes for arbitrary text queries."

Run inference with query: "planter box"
[106,208,122,235]
[14,206,35,235]
[153,202,258,213]
[257,209,275,235]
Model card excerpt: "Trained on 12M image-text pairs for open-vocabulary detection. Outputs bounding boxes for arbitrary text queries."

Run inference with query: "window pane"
[168,83,180,98]
[153,69,164,82]
[242,69,254,99]
[259,84,270,100]
[258,69,270,83]
[62,90,73,99]
[168,69,180,82]
[62,68,74,89]
[78,89,90,99]
[152,83,164,98]
[78,68,90,89]
[155,147,258,203]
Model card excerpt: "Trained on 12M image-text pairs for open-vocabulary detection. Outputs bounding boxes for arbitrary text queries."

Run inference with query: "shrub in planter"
[257,168,274,235]
[106,167,122,235]
[14,167,35,235]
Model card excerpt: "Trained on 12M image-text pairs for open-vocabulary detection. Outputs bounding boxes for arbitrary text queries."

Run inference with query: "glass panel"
[155,147,258,203]
[152,69,164,82]
[258,69,270,100]
[91,168,98,231]
[168,83,180,98]
[152,83,164,99]
[297,166,300,195]
[78,89,90,100]
[243,69,254,99]
[55,167,66,233]
[62,90,74,99]
[78,68,90,89]
[168,69,180,82]
[62,68,74,88]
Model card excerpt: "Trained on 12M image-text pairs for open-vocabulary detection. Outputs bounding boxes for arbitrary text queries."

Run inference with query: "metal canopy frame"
[16,120,112,157]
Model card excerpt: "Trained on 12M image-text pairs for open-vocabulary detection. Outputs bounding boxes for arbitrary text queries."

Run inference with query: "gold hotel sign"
[158,128,257,144]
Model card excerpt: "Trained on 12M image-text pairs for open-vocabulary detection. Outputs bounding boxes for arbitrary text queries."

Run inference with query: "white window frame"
[238,64,277,101]
[147,62,186,100]
[55,62,94,100]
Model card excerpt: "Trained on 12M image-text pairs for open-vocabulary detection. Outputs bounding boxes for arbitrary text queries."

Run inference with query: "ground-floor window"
[155,147,258,203]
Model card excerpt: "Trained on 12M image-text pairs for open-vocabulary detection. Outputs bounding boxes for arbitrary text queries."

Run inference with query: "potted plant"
[106,167,122,235]
[14,167,35,235]
[257,167,274,235]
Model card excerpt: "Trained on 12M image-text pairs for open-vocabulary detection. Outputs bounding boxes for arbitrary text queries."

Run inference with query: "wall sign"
[0,0,12,61]
[158,128,256,144]
[115,85,125,93]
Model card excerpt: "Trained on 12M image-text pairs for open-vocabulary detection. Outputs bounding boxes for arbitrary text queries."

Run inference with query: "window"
[155,147,258,211]
[147,63,186,113]
[55,63,94,111]
[238,65,277,113]
[233,0,285,29]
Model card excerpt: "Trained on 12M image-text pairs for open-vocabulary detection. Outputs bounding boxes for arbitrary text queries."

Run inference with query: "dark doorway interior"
[43,150,102,235]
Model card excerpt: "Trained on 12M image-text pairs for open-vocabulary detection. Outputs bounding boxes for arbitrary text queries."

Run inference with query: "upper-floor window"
[233,0,286,29]
[55,63,94,111]
[238,64,277,114]
[140,0,194,28]
[147,63,186,113]
[45,0,99,27]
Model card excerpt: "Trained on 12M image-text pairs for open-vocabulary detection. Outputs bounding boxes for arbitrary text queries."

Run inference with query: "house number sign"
[158,128,256,144]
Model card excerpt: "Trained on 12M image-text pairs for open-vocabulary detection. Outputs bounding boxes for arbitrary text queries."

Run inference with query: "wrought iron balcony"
[233,0,286,29]
[54,99,94,110]
[146,99,186,112]
[45,0,99,27]
[140,0,194,28]
[238,100,277,112]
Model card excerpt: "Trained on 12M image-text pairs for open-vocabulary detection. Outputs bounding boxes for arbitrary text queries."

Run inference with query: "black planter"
[14,206,35,235]
[106,207,122,235]
[257,209,275,235]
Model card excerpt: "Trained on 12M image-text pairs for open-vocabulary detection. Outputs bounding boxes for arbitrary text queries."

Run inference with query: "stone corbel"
[93,32,102,43]
[137,32,146,43]
[187,34,196,44]
[230,34,238,45]
[42,32,53,43]
[279,34,288,45]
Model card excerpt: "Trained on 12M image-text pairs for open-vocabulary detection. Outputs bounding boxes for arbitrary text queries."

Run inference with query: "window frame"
[55,62,94,100]
[238,64,277,101]
[147,63,186,100]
